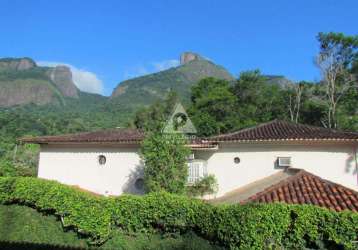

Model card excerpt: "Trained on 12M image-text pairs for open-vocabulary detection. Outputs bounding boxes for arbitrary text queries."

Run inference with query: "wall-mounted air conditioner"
[277,157,292,167]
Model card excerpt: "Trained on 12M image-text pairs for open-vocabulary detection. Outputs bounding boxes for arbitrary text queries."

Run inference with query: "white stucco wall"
[38,142,358,198]
[195,142,358,197]
[38,144,144,196]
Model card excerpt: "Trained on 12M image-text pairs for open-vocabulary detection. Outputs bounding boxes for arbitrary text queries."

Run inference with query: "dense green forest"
[0,32,357,177]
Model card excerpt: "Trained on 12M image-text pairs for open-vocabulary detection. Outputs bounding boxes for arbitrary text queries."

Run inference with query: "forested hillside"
[110,52,235,113]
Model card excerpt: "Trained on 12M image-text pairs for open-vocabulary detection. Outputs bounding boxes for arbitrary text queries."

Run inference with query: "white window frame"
[187,159,207,184]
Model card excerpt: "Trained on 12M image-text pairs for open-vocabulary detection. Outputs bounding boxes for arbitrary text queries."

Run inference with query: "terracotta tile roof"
[20,129,218,149]
[242,169,358,212]
[207,120,358,142]
[20,128,145,144]
[20,120,358,145]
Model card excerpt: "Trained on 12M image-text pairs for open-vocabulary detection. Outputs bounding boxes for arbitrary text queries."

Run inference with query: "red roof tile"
[208,120,358,142]
[20,128,145,144]
[20,120,358,145]
[242,169,358,212]
[20,129,218,148]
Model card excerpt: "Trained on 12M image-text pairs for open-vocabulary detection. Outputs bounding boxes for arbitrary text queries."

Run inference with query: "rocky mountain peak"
[0,57,82,107]
[180,52,203,65]
[0,57,36,71]
[16,58,36,70]
[47,65,78,98]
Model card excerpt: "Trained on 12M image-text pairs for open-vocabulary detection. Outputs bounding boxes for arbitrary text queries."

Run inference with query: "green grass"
[0,205,87,247]
[0,205,224,250]
[102,231,224,250]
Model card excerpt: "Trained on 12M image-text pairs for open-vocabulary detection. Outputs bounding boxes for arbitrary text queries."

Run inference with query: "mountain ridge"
[0,54,295,114]
[0,58,79,107]
[110,52,235,112]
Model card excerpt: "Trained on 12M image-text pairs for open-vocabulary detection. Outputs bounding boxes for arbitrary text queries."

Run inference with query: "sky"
[0,0,357,95]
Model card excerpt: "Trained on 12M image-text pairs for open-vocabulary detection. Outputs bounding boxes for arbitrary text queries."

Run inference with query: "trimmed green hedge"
[0,177,357,249]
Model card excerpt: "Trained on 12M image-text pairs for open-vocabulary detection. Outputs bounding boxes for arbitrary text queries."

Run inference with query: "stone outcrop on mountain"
[0,58,36,71]
[180,52,203,65]
[0,57,79,107]
[110,52,234,112]
[47,66,78,98]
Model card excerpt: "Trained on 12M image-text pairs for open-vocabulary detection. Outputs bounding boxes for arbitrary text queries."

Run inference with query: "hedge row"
[0,177,357,249]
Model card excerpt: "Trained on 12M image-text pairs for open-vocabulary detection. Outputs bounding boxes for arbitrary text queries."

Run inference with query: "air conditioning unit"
[277,157,291,167]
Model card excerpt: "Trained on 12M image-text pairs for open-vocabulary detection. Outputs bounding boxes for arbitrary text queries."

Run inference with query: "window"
[187,160,207,184]
[98,155,106,165]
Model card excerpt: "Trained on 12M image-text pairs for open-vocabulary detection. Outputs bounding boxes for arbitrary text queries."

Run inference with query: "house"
[21,120,358,207]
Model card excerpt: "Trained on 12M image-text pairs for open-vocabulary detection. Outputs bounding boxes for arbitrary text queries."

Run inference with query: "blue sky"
[1,0,357,95]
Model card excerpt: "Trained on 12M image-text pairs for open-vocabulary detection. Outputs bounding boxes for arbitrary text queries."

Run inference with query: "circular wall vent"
[98,155,106,165]
[234,157,240,164]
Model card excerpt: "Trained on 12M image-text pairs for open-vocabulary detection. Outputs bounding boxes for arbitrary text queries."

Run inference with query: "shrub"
[187,174,218,197]
[0,177,357,249]
[0,177,112,244]
[140,132,191,194]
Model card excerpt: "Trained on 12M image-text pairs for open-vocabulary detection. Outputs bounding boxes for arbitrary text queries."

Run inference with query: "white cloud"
[37,61,104,95]
[123,59,180,80]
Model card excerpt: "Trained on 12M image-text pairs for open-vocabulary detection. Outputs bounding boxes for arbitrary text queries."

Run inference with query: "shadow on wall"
[122,163,145,195]
[345,148,358,175]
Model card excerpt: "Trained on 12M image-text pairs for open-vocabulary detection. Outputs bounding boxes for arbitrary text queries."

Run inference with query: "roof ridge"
[207,119,358,141]
[276,120,358,136]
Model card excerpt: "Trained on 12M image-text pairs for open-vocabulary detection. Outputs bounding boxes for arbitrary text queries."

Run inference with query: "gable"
[162,102,197,134]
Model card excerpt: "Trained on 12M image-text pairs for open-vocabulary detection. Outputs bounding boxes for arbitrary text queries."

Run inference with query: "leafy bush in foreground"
[0,177,357,249]
[0,204,222,250]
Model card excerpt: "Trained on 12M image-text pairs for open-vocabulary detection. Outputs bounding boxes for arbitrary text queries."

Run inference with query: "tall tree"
[189,77,238,136]
[141,132,190,194]
[316,32,358,128]
[132,91,179,132]
[287,82,304,123]
[233,70,288,127]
